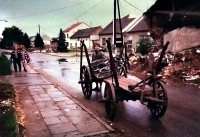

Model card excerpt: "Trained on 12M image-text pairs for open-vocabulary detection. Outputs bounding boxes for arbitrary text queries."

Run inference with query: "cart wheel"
[117,66,127,77]
[104,83,116,121]
[81,65,92,99]
[148,81,168,118]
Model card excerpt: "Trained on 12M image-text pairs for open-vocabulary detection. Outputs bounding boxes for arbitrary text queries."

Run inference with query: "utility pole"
[38,24,40,35]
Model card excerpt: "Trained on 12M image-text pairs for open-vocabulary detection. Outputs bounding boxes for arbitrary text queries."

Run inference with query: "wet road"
[29,52,200,137]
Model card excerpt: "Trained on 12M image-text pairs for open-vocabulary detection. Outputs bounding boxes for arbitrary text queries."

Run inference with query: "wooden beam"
[153,10,200,16]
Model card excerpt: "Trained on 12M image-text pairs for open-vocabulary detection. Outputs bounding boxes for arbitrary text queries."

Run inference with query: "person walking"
[10,43,22,72]
[21,45,31,72]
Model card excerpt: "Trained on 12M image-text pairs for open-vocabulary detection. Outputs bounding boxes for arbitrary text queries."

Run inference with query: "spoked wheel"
[148,81,168,118]
[116,65,127,77]
[104,83,116,121]
[81,65,92,99]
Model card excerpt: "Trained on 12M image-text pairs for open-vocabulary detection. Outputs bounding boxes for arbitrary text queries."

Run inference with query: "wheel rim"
[81,66,92,99]
[117,66,127,77]
[104,83,116,121]
[148,81,168,118]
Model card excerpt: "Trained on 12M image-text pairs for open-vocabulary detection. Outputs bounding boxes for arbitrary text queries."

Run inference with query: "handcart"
[100,40,169,121]
[78,40,128,99]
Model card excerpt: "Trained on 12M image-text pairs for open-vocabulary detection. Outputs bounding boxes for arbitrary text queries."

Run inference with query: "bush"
[0,54,12,75]
[0,83,17,137]
[0,108,17,137]
[136,38,153,55]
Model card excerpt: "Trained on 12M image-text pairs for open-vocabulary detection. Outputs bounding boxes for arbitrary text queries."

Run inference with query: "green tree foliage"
[0,26,23,49]
[22,33,31,48]
[136,38,153,55]
[34,33,44,50]
[57,29,67,52]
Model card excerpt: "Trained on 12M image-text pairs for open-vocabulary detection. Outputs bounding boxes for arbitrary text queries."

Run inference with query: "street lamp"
[0,20,7,22]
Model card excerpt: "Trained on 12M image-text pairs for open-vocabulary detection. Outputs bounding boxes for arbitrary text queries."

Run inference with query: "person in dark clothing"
[92,43,105,62]
[10,44,22,72]
[91,43,107,91]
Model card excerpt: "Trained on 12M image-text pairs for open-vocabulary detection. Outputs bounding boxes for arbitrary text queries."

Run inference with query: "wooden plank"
[104,75,153,95]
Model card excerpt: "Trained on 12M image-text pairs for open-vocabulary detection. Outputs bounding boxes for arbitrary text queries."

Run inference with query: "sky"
[0,0,156,38]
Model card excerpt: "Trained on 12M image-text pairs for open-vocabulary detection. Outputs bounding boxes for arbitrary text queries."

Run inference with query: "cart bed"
[104,76,153,96]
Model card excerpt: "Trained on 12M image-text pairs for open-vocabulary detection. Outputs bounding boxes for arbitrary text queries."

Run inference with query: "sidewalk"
[4,66,114,137]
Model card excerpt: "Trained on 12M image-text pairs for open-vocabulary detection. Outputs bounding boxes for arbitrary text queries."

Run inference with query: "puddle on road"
[37,61,48,63]
[61,68,69,70]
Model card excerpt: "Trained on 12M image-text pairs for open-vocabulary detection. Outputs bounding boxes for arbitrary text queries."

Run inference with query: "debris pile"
[129,47,200,83]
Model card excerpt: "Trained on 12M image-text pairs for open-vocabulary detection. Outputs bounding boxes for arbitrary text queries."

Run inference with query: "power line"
[123,0,144,13]
[40,26,59,35]
[43,0,104,28]
[3,0,92,20]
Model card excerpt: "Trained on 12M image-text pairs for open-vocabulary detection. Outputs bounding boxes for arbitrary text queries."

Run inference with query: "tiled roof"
[63,22,82,32]
[42,34,51,41]
[70,26,102,39]
[99,15,135,35]
[128,18,149,33]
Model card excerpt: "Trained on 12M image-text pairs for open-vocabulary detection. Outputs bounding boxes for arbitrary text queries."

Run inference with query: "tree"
[136,38,154,55]
[22,33,31,48]
[57,29,67,52]
[1,26,23,49]
[34,33,44,51]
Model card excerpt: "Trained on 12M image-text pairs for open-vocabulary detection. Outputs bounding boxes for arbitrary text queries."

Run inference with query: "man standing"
[10,43,22,72]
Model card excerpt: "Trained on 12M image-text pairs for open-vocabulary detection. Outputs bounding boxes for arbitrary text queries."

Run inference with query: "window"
[102,38,106,45]
[67,34,69,38]
[127,40,132,49]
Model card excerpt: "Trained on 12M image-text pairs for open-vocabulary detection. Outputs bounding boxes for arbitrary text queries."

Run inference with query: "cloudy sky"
[0,0,155,38]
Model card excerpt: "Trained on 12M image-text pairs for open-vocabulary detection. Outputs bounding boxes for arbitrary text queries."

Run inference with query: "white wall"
[65,23,89,49]
[70,37,92,49]
[43,40,51,45]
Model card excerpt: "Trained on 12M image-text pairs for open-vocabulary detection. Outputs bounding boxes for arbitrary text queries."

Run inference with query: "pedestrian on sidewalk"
[21,45,31,72]
[10,42,22,72]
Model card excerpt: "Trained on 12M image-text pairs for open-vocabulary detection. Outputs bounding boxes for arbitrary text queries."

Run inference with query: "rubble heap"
[129,47,200,83]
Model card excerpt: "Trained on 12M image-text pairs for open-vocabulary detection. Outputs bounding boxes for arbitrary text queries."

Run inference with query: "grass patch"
[0,108,17,137]
[0,54,12,75]
[0,83,18,137]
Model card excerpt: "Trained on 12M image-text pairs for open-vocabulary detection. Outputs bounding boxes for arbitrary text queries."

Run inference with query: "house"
[42,34,51,45]
[63,22,90,49]
[30,36,36,47]
[70,26,103,49]
[123,15,150,51]
[99,14,135,50]
[144,0,200,52]
[99,14,150,50]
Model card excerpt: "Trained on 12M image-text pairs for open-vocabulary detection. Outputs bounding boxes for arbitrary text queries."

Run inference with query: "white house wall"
[65,23,89,49]
[126,32,151,50]
[70,37,92,49]
[90,35,99,41]
[43,40,51,45]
